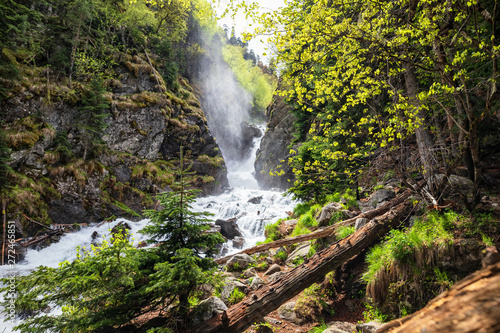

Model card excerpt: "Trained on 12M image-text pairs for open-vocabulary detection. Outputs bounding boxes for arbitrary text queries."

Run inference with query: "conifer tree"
[77,76,110,160]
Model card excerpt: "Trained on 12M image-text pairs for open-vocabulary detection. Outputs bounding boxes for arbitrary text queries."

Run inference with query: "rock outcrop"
[2,54,228,233]
[254,93,296,190]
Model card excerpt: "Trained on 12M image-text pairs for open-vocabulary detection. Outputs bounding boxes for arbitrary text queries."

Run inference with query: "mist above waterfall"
[198,37,260,166]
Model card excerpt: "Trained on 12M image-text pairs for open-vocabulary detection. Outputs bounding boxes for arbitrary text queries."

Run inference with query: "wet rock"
[317,202,343,226]
[248,196,263,204]
[254,92,297,190]
[232,236,245,249]
[355,218,369,230]
[216,218,242,240]
[356,321,384,333]
[111,222,131,238]
[191,296,228,325]
[226,253,255,271]
[91,231,101,245]
[264,264,282,276]
[286,242,311,265]
[284,219,298,226]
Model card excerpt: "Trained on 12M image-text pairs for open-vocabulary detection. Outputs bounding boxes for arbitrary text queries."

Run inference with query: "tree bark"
[215,189,412,265]
[193,201,412,333]
[403,62,434,179]
[376,261,500,333]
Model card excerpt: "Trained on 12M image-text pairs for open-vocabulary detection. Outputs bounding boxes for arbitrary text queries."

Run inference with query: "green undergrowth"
[363,210,456,284]
[361,209,496,319]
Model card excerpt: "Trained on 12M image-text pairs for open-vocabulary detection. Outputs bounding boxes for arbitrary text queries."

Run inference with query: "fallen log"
[376,261,500,333]
[215,189,412,264]
[191,200,412,333]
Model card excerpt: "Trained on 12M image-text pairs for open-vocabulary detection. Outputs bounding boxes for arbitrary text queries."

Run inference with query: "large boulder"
[264,264,282,276]
[285,242,311,265]
[226,253,255,271]
[220,279,248,305]
[324,322,357,333]
[356,321,384,333]
[316,202,343,226]
[191,296,228,325]
[250,276,266,290]
[216,218,243,240]
[277,302,306,325]
[254,91,297,190]
[362,189,395,212]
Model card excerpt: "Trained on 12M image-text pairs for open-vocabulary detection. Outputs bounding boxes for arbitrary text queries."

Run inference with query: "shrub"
[337,226,356,239]
[273,249,288,263]
[298,211,318,229]
[293,202,313,217]
[291,224,311,237]
[228,288,245,305]
[256,261,269,272]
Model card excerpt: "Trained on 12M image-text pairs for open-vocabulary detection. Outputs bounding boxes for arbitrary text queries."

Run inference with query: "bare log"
[376,261,500,333]
[215,189,412,264]
[192,201,412,333]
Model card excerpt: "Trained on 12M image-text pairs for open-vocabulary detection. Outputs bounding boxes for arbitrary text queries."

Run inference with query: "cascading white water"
[1,40,295,333]
[192,126,295,254]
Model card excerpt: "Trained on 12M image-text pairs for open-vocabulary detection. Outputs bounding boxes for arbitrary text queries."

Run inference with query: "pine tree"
[77,76,110,160]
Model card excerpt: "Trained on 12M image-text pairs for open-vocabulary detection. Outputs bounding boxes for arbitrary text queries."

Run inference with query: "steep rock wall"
[2,54,228,234]
[254,94,296,190]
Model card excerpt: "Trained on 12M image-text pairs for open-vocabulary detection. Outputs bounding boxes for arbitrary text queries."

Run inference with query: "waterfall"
[0,41,296,333]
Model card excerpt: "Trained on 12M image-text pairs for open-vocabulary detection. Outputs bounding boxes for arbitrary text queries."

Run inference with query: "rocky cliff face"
[254,94,296,190]
[2,53,228,234]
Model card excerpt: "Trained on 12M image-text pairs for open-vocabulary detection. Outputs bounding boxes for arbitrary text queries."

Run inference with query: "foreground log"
[376,261,500,333]
[191,201,412,333]
[215,189,412,264]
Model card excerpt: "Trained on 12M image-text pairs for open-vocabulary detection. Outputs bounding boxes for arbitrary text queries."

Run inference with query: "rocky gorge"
[3,52,229,236]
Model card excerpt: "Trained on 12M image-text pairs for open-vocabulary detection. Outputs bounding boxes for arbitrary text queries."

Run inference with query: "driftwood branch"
[376,261,500,333]
[192,201,412,333]
[215,189,412,265]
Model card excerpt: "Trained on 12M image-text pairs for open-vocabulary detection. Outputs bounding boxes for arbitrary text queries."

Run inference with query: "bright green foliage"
[363,211,456,284]
[308,322,329,333]
[291,223,311,237]
[337,226,356,239]
[227,287,246,305]
[293,202,313,217]
[1,233,151,332]
[273,249,288,263]
[262,219,283,243]
[1,152,224,332]
[363,300,389,323]
[222,44,277,114]
[297,210,318,229]
[239,0,500,202]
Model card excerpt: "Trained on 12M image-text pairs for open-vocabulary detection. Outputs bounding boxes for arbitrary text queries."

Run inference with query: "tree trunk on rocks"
[376,261,500,333]
[191,201,412,333]
[215,189,412,265]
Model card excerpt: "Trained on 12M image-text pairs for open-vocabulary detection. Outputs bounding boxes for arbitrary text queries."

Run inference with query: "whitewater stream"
[0,127,295,332]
